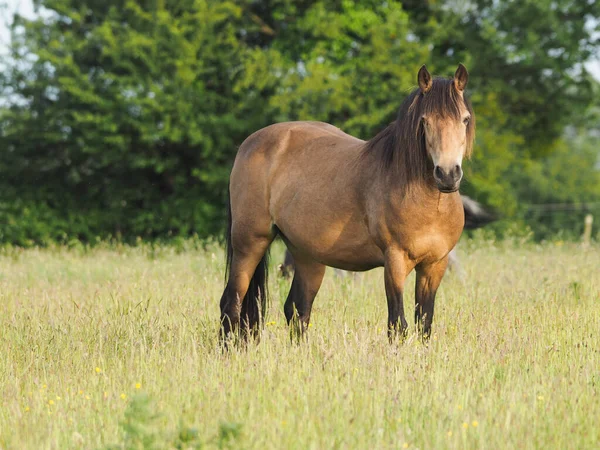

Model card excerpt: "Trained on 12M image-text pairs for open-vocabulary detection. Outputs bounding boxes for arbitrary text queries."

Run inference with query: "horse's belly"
[313,240,384,271]
[293,237,384,271]
[275,212,384,271]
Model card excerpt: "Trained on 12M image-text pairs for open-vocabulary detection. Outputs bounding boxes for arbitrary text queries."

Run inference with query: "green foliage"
[266,1,429,138]
[115,394,166,450]
[107,393,243,449]
[1,0,275,244]
[0,0,599,244]
[514,128,600,239]
[216,422,243,450]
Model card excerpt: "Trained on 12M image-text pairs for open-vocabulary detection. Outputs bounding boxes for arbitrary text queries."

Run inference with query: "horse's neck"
[354,142,462,214]
[400,178,459,206]
[367,168,460,215]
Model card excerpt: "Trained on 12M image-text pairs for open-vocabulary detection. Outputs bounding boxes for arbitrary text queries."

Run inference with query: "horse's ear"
[418,65,432,93]
[454,63,469,92]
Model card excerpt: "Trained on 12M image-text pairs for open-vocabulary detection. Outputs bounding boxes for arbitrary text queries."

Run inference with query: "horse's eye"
[463,117,470,125]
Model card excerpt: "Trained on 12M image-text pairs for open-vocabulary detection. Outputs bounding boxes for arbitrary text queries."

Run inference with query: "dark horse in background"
[278,195,495,278]
[219,64,476,341]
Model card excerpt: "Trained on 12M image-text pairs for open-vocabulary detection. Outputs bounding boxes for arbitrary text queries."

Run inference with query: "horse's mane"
[361,77,475,187]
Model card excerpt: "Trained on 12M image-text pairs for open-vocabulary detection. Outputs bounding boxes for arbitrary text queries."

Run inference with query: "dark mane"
[361,77,475,187]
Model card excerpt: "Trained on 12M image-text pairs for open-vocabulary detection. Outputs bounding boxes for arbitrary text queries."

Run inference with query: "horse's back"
[230,120,364,213]
[236,121,361,159]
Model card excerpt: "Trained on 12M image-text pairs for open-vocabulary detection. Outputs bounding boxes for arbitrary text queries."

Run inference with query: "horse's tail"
[461,195,496,230]
[224,196,234,286]
[224,196,269,332]
[241,249,269,331]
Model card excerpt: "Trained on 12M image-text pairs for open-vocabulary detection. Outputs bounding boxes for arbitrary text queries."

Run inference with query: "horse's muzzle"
[434,165,462,193]
[433,164,463,193]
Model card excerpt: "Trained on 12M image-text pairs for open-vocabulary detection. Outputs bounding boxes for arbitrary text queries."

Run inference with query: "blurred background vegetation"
[0,0,599,246]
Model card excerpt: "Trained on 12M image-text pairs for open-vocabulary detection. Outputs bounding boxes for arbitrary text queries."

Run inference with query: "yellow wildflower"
[462,422,469,429]
[537,395,544,401]
[120,393,127,400]
[472,421,479,427]
[25,407,30,412]
[447,431,452,437]
[48,400,54,405]
[403,443,409,449]
[95,367,102,373]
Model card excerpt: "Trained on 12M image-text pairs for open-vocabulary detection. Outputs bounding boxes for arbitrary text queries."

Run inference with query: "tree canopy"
[0,0,599,245]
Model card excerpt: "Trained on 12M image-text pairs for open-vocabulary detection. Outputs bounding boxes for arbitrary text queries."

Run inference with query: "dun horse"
[219,64,475,340]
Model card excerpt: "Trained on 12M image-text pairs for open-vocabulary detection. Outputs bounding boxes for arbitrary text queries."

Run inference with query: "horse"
[219,64,475,341]
[277,195,495,279]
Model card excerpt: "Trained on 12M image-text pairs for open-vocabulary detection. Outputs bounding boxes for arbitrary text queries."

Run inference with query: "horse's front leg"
[414,257,449,339]
[384,249,414,341]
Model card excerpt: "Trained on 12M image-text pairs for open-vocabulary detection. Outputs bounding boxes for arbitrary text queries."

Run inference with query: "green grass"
[1,239,599,449]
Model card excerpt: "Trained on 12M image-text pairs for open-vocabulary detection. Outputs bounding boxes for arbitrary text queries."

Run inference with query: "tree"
[0,0,599,245]
[0,0,281,243]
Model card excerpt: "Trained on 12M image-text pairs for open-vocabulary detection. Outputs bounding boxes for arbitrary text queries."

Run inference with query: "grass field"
[0,238,599,449]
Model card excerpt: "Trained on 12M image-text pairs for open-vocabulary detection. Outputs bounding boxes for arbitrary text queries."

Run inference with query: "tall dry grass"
[0,239,598,449]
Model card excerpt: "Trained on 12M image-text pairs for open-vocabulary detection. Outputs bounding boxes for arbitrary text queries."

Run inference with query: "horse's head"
[417,64,475,193]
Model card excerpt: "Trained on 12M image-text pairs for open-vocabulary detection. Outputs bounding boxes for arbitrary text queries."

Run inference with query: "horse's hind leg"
[220,230,274,340]
[283,255,326,336]
[277,249,295,279]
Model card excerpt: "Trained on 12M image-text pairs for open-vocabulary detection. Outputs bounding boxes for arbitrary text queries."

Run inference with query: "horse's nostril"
[434,166,443,179]
[453,165,462,178]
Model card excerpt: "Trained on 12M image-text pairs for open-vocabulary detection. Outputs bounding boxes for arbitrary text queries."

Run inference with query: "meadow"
[0,238,599,449]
